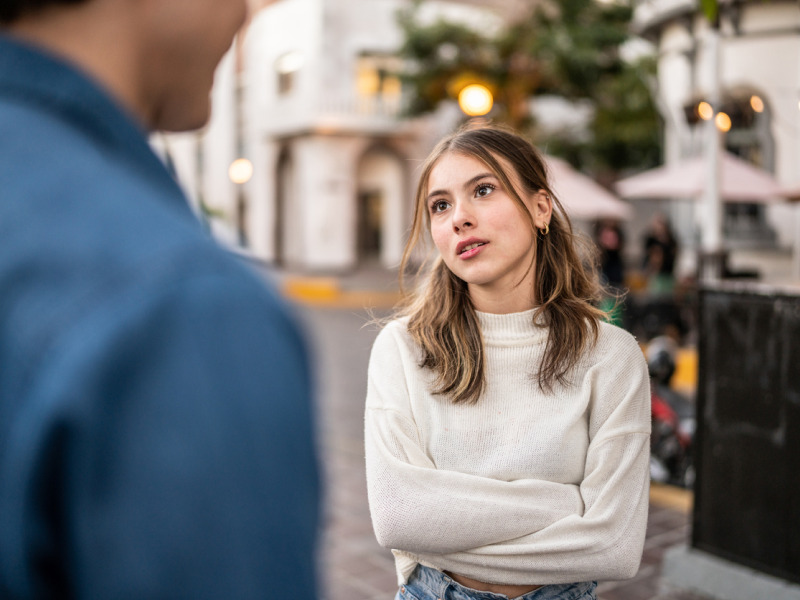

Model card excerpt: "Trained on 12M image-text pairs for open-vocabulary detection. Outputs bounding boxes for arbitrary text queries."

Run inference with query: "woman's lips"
[458,242,488,260]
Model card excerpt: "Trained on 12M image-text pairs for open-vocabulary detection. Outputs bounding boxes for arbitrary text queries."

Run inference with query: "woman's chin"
[460,274,504,289]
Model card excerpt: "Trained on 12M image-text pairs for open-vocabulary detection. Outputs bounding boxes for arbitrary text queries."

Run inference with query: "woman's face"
[426,152,551,308]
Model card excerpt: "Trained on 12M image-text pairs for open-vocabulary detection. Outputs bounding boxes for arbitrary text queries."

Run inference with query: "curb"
[282,276,402,309]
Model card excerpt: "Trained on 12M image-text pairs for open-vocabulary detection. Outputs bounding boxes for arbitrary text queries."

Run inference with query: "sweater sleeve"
[365,325,585,555]
[415,329,652,585]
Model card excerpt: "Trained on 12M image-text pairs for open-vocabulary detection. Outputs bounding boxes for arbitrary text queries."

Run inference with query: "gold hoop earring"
[540,223,549,236]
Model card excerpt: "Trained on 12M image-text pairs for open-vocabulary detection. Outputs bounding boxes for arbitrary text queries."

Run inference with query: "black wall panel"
[694,285,800,583]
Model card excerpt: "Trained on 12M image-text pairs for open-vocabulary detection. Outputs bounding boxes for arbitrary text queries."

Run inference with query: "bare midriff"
[444,571,542,598]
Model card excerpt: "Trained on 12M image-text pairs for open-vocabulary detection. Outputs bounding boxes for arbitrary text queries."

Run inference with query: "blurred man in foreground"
[0,1,319,598]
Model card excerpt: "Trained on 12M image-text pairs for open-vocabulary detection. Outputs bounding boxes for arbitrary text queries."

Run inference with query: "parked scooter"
[647,336,695,489]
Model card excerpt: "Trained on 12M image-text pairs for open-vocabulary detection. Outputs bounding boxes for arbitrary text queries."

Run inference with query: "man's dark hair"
[0,0,88,23]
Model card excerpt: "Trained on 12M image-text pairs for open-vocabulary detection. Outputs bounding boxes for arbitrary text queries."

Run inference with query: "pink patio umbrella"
[545,156,632,221]
[615,152,787,202]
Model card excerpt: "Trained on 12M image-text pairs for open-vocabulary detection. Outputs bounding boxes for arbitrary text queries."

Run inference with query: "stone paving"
[300,306,706,600]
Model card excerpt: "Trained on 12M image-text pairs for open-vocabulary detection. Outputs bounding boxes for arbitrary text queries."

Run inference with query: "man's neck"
[7,3,150,127]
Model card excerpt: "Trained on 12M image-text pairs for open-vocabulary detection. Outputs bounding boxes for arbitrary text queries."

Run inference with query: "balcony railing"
[317,94,403,119]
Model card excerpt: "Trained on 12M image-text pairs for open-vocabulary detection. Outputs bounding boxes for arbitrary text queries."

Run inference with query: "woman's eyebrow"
[427,172,497,201]
[426,188,449,201]
[463,173,496,190]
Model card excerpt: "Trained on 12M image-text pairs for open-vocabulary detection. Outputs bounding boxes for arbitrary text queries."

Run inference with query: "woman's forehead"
[426,150,528,195]
[428,152,494,188]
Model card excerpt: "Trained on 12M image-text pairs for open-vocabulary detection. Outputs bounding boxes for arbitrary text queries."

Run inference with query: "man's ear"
[532,189,553,229]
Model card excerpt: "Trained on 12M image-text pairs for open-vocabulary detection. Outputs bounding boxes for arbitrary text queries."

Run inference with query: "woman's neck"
[467,280,537,314]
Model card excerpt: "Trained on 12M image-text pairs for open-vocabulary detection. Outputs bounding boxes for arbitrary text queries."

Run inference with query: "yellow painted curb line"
[650,482,693,514]
[282,277,402,309]
[283,277,340,302]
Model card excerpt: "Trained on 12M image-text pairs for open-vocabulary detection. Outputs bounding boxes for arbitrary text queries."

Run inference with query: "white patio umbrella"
[545,156,632,221]
[615,152,787,202]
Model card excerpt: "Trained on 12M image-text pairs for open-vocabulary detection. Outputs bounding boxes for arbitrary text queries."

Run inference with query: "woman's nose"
[452,201,475,231]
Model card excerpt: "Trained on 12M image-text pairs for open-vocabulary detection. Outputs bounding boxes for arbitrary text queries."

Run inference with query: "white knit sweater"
[364,308,651,586]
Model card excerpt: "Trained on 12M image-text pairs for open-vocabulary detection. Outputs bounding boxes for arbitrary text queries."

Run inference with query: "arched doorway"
[357,188,383,260]
[275,147,293,266]
[356,147,406,267]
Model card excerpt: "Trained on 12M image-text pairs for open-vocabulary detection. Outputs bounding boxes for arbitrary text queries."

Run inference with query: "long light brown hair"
[399,124,606,404]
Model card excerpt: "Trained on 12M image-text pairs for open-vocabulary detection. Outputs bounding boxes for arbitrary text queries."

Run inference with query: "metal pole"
[794,203,800,280]
[700,26,723,281]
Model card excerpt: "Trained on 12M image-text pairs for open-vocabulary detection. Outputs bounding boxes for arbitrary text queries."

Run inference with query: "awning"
[545,156,632,221]
[615,152,787,203]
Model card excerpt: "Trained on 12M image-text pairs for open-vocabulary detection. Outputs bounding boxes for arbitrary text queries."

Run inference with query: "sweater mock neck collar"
[475,307,548,346]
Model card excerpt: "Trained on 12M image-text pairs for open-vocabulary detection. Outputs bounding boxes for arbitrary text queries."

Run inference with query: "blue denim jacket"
[0,36,319,600]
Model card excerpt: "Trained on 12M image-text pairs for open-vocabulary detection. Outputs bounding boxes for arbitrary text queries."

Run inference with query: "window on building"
[275,51,305,96]
[355,54,403,101]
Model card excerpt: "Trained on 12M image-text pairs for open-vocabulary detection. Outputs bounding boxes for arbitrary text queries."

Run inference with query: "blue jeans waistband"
[405,565,596,600]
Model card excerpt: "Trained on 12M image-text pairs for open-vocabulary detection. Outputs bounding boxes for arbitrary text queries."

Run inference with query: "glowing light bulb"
[458,84,493,117]
[715,112,732,132]
[750,95,764,113]
[229,158,253,184]
[698,101,714,121]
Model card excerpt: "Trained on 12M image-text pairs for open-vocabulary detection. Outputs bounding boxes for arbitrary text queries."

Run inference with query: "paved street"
[298,306,703,600]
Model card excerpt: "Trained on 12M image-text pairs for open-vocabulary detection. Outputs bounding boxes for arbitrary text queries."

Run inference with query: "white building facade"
[633,0,800,276]
[159,0,508,272]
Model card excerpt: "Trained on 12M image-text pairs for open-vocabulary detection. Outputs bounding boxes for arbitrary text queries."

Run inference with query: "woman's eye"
[431,200,449,213]
[476,184,495,197]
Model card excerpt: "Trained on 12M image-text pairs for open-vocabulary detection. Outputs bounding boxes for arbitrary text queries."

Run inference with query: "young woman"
[364,125,651,600]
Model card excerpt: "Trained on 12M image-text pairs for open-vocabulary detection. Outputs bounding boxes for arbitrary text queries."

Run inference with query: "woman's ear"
[532,189,553,229]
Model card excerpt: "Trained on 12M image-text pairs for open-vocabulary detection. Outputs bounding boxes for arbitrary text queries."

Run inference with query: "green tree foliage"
[396,0,662,174]
[396,9,537,126]
[522,0,631,98]
[591,57,661,172]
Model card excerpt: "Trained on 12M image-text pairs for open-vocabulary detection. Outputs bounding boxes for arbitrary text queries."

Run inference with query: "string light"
[750,95,764,113]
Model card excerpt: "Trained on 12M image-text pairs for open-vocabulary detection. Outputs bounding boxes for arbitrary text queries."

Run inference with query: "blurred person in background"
[642,213,678,294]
[594,219,626,290]
[365,126,650,600]
[594,219,626,327]
[0,1,319,599]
